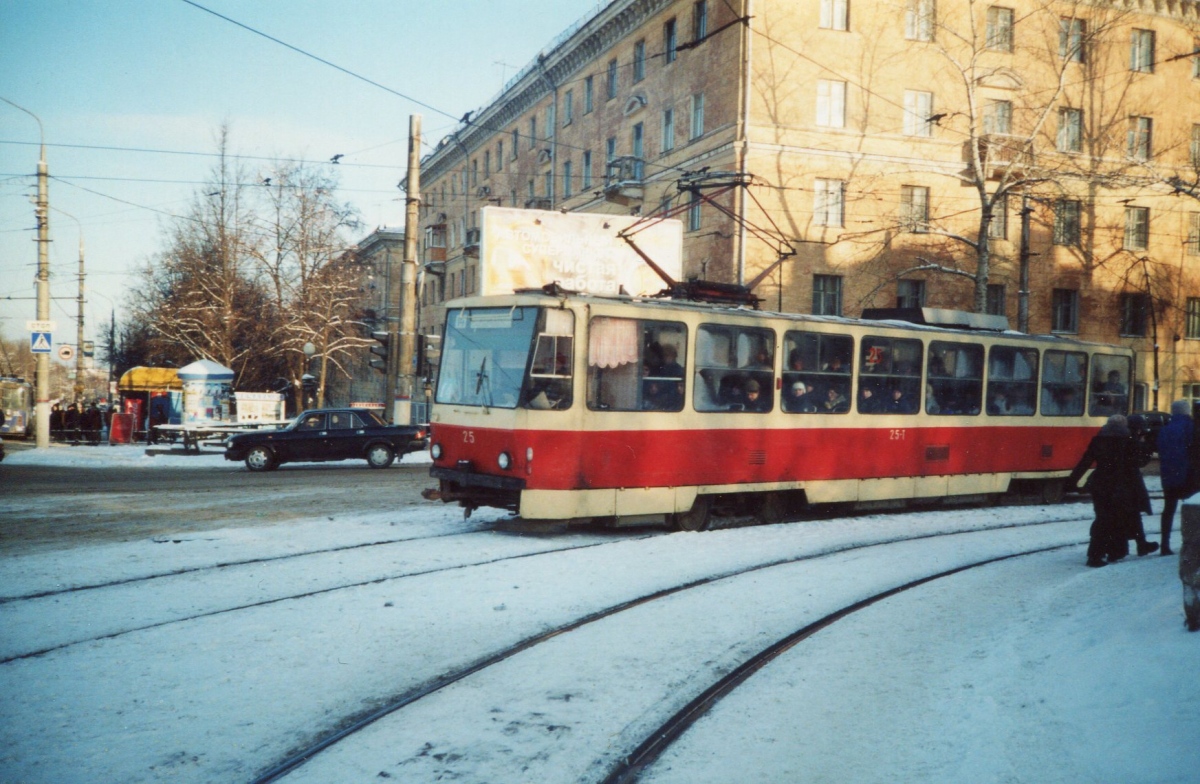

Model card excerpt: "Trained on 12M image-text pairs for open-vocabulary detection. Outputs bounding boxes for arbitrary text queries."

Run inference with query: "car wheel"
[366,444,395,469]
[245,446,276,472]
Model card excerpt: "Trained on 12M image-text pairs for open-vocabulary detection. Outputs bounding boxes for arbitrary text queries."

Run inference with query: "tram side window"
[782,331,853,414]
[986,345,1038,416]
[926,341,983,415]
[522,309,575,410]
[1041,349,1087,416]
[1089,354,1132,417]
[858,336,922,414]
[694,324,776,412]
[586,317,687,412]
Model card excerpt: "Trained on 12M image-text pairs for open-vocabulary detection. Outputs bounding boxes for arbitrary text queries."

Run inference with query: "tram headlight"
[497,451,512,470]
[431,443,442,460]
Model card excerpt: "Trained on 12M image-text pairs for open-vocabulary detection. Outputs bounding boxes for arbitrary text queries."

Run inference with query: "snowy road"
[1,447,1196,783]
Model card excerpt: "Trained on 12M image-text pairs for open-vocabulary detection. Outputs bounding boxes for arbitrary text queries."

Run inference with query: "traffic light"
[369,331,391,374]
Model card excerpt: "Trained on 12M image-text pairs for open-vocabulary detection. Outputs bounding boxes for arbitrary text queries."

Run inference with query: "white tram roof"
[443,291,1132,353]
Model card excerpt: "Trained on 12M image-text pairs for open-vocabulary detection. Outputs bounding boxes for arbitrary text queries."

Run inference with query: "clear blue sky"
[0,0,602,347]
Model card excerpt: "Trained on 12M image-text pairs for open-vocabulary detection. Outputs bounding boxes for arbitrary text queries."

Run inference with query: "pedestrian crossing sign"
[30,331,52,354]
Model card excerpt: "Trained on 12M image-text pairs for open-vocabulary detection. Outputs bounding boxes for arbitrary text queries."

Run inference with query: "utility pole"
[35,134,51,447]
[397,114,422,425]
[1018,195,1033,333]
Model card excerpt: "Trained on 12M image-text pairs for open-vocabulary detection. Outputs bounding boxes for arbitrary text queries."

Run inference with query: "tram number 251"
[889,429,906,441]
[462,430,475,443]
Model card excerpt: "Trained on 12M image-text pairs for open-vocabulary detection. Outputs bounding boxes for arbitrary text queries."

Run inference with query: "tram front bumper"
[430,465,525,512]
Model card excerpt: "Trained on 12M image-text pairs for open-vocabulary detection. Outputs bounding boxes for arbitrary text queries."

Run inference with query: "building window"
[606,58,618,99]
[986,7,1013,51]
[690,93,705,140]
[1124,206,1150,250]
[632,122,644,172]
[904,90,934,137]
[606,137,616,162]
[585,75,594,113]
[1054,199,1081,245]
[1193,38,1200,79]
[662,108,675,152]
[813,274,843,316]
[1127,116,1152,160]
[511,129,519,159]
[693,1,707,42]
[820,0,849,31]
[814,179,845,227]
[471,159,478,187]
[901,185,930,232]
[547,104,555,133]
[988,194,1007,239]
[1187,298,1200,339]
[1051,289,1079,333]
[633,40,646,82]
[1119,293,1149,337]
[497,141,504,171]
[583,151,593,190]
[1187,213,1200,255]
[1057,107,1082,152]
[1059,17,1086,63]
[816,80,847,128]
[897,279,926,309]
[986,284,1006,316]
[528,179,535,200]
[1191,124,1200,167]
[562,160,572,199]
[544,170,553,198]
[984,100,1012,135]
[688,191,701,231]
[1130,29,1155,73]
[529,116,537,149]
[906,0,935,41]
[659,194,673,215]
[664,18,677,63]
[563,90,573,125]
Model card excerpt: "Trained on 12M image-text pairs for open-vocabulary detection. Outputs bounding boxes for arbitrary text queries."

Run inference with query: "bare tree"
[246,161,366,409]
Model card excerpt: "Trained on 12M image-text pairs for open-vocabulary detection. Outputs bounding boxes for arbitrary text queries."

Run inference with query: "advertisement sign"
[479,207,683,298]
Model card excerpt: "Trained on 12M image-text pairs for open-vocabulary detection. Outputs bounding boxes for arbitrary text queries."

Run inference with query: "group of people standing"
[48,402,105,444]
[1068,400,1193,568]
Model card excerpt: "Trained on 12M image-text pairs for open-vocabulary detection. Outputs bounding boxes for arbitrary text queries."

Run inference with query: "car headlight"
[431,443,442,459]
[497,451,511,470]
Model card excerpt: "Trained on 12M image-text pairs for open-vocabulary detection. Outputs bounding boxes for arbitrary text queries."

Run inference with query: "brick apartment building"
[413,0,1200,411]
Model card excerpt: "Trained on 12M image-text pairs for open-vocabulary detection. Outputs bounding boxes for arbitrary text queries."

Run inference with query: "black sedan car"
[225,408,427,471]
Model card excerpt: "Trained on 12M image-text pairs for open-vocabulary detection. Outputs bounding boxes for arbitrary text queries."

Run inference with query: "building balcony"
[604,156,645,206]
[964,134,1030,182]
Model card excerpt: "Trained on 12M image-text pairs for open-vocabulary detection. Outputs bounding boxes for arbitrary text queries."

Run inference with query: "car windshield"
[437,307,539,409]
[360,411,387,426]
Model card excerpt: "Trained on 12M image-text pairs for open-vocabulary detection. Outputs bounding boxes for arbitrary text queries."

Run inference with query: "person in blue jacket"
[1157,400,1195,557]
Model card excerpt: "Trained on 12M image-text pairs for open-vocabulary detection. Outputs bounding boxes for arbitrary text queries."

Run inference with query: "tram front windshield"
[437,307,540,409]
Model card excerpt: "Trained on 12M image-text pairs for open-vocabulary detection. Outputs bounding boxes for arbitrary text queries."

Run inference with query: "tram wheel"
[756,492,787,525]
[1041,478,1065,504]
[672,496,712,532]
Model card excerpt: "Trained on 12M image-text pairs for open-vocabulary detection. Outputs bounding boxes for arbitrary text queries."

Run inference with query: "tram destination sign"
[479,206,682,298]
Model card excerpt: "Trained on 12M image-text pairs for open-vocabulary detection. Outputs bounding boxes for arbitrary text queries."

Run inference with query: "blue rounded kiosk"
[178,360,235,425]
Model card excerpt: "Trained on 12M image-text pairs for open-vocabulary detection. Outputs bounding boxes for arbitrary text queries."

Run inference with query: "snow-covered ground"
[1,442,432,469]
[1,450,1195,783]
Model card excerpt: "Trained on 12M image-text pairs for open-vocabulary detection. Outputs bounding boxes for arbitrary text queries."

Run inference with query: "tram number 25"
[889,429,906,441]
[462,430,476,443]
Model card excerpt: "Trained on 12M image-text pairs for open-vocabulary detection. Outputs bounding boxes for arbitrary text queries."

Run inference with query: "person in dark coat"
[49,403,64,441]
[82,403,103,445]
[1067,415,1153,567]
[1157,399,1194,557]
[63,403,81,443]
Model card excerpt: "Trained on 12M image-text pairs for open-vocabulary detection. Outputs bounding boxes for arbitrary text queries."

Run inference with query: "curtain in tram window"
[588,317,639,368]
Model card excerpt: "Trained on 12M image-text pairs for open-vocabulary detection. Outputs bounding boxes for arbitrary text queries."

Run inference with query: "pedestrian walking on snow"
[1068,415,1155,567]
[1157,400,1196,557]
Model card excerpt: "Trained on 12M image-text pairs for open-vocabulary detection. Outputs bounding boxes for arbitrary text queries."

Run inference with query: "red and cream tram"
[428,290,1134,530]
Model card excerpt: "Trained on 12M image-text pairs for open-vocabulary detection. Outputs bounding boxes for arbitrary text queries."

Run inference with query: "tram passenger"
[823,355,847,373]
[885,384,918,414]
[858,384,882,413]
[1068,415,1155,567]
[743,379,771,412]
[784,381,817,413]
[823,385,850,413]
[788,349,805,371]
[926,383,941,414]
[988,390,1013,415]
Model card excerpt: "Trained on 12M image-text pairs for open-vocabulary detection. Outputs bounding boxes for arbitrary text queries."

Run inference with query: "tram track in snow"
[0,529,657,664]
[248,516,1095,784]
